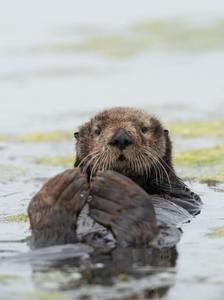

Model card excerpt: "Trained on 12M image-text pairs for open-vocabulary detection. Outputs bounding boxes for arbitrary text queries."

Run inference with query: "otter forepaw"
[89,171,158,246]
[28,168,89,248]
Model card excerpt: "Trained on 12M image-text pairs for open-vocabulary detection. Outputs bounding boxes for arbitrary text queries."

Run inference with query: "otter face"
[74,107,172,180]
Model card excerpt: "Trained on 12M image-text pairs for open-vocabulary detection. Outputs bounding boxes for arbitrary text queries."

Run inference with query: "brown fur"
[74,107,201,212]
[74,107,173,188]
[28,107,202,248]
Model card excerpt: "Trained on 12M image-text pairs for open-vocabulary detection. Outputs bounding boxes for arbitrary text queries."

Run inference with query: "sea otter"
[28,107,202,248]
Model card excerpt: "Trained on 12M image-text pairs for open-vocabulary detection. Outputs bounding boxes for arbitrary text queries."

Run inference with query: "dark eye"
[141,127,149,134]
[95,128,101,136]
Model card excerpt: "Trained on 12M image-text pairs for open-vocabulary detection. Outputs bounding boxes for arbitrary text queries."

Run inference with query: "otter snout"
[109,128,133,150]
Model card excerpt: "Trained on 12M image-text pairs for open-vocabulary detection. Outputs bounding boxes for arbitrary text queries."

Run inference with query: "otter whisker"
[102,147,114,173]
[78,150,99,166]
[79,150,102,179]
[134,153,140,175]
[151,155,166,186]
[146,146,172,191]
[129,153,135,174]
[102,153,109,172]
[90,152,103,180]
[138,152,147,177]
[107,151,113,171]
[158,155,177,178]
[141,148,159,184]
[136,148,144,176]
[151,160,159,185]
[150,155,164,185]
[104,148,111,171]
[99,148,110,173]
[91,147,111,178]
[99,152,106,173]
[77,150,100,169]
[136,152,143,176]
[138,151,151,179]
[150,148,171,187]
[153,162,161,185]
[156,158,171,191]
[105,150,113,172]
[82,152,101,174]
[135,152,141,175]
[141,148,164,185]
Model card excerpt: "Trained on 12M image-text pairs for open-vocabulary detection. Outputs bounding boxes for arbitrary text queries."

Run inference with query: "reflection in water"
[28,244,177,299]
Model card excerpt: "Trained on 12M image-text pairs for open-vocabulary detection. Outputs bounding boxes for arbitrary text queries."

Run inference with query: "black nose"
[109,128,132,150]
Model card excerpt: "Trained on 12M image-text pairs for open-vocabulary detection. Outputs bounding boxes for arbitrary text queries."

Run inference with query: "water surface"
[1,1,224,299]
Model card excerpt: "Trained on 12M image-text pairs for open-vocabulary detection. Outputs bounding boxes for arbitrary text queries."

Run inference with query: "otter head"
[74,107,173,184]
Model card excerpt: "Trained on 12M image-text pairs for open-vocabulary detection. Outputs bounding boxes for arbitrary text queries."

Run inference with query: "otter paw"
[89,171,157,246]
[28,168,89,247]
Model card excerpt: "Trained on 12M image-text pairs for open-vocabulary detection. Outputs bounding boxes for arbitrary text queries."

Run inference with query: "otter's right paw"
[28,168,89,248]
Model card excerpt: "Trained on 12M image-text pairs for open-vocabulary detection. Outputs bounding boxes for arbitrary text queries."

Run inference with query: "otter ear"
[74,131,80,167]
[164,129,169,135]
[74,131,79,140]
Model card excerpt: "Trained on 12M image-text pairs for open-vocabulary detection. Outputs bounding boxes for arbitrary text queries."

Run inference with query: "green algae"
[174,145,224,183]
[34,34,141,59]
[168,121,224,137]
[27,292,63,300]
[5,213,28,222]
[0,273,21,281]
[208,227,224,238]
[193,174,224,184]
[195,169,224,183]
[33,155,74,167]
[0,130,73,143]
[34,19,224,59]
[0,134,12,141]
[174,145,224,166]
[18,130,72,142]
[0,67,96,81]
[175,164,224,183]
[218,169,224,179]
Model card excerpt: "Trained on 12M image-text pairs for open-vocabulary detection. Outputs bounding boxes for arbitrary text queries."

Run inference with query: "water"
[1,0,224,133]
[0,1,224,299]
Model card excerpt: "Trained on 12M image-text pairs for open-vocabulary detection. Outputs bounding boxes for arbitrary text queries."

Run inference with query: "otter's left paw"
[89,171,157,246]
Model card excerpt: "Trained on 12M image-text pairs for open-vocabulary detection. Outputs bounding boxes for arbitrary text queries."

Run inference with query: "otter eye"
[74,132,79,140]
[141,127,149,134]
[95,128,101,136]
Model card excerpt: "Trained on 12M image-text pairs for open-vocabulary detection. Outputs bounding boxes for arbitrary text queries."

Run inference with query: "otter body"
[28,107,202,248]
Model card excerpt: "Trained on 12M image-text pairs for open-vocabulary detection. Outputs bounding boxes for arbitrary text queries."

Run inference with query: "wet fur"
[28,107,202,248]
[74,107,201,214]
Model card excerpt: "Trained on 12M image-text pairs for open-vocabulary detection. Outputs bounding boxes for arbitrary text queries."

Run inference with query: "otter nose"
[109,128,132,150]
